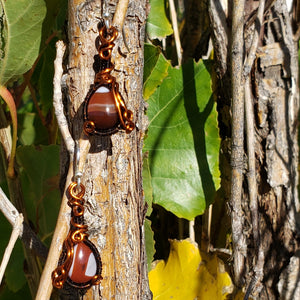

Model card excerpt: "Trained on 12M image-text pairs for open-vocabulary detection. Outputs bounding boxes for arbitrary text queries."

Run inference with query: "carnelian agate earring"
[51,182,102,289]
[52,148,102,289]
[83,20,135,135]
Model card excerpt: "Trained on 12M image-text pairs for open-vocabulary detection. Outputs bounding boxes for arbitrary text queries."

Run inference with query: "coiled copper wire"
[83,23,135,135]
[51,182,102,289]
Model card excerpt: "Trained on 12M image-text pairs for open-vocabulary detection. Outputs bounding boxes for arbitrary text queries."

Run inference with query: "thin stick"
[35,166,73,300]
[208,0,229,76]
[53,41,74,155]
[244,0,265,77]
[207,204,212,251]
[112,0,129,30]
[169,0,182,64]
[245,78,259,244]
[231,0,246,287]
[36,138,91,300]
[36,38,93,299]
[244,0,265,297]
[0,188,48,260]
[0,187,19,226]
[35,40,72,300]
[189,220,195,242]
[0,213,24,284]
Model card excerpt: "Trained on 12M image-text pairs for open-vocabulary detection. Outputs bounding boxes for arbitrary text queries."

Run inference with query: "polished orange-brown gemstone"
[87,86,119,130]
[68,242,97,284]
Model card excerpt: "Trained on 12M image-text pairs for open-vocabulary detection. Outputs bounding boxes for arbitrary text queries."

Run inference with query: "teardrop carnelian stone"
[68,242,97,284]
[86,86,119,130]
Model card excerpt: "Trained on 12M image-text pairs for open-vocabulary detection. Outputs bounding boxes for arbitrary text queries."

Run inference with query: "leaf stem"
[0,86,17,178]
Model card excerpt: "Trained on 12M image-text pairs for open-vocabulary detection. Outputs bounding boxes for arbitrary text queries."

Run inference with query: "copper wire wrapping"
[83,23,135,135]
[51,182,102,289]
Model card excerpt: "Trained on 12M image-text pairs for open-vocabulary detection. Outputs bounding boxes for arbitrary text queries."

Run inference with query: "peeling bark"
[209,0,300,298]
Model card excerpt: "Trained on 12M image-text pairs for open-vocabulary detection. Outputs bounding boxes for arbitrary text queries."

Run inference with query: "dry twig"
[231,0,246,287]
[169,0,182,64]
[243,0,265,297]
[53,41,74,155]
[0,213,24,284]
[208,0,229,76]
[113,0,129,29]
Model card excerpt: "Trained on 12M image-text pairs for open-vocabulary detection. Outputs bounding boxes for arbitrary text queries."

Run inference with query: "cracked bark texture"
[209,0,300,299]
[65,1,150,299]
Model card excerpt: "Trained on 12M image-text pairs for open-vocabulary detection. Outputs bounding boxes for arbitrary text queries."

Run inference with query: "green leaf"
[0,213,26,293]
[146,0,173,39]
[5,240,26,292]
[143,153,153,216]
[18,112,49,145]
[0,281,31,300]
[144,60,220,220]
[144,218,155,270]
[42,0,67,42]
[0,0,47,85]
[38,39,56,115]
[16,145,60,243]
[143,44,170,100]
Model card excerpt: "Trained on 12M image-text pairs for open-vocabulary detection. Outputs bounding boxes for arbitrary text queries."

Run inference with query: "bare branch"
[243,0,265,297]
[35,167,73,300]
[0,213,23,284]
[169,0,182,64]
[244,0,265,77]
[0,187,48,260]
[0,187,20,226]
[36,40,72,300]
[53,40,74,155]
[231,0,246,287]
[208,0,229,76]
[113,0,129,29]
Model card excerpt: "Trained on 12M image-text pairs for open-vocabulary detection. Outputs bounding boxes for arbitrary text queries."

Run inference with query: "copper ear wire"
[83,22,135,135]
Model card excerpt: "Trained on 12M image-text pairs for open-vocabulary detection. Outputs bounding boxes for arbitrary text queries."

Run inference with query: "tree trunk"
[62,0,150,299]
[209,0,300,298]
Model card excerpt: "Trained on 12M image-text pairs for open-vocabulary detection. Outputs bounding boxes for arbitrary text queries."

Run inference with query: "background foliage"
[0,0,230,299]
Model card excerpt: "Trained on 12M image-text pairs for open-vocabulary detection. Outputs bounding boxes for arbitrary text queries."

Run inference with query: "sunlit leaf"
[146,0,173,39]
[143,44,169,100]
[144,60,220,220]
[149,239,233,299]
[0,0,46,85]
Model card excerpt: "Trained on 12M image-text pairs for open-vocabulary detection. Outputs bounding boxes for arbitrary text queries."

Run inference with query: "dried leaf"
[149,239,233,299]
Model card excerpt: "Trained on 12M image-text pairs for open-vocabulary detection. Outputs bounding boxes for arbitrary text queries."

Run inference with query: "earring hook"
[74,141,82,186]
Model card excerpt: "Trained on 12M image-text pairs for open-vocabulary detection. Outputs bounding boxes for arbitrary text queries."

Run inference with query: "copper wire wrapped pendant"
[83,22,135,135]
[52,182,102,289]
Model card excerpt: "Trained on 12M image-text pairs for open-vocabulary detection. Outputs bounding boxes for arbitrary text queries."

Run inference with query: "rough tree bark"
[37,0,151,299]
[66,1,150,299]
[209,0,300,299]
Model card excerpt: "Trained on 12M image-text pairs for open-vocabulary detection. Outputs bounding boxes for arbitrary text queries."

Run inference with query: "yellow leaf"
[149,239,233,300]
